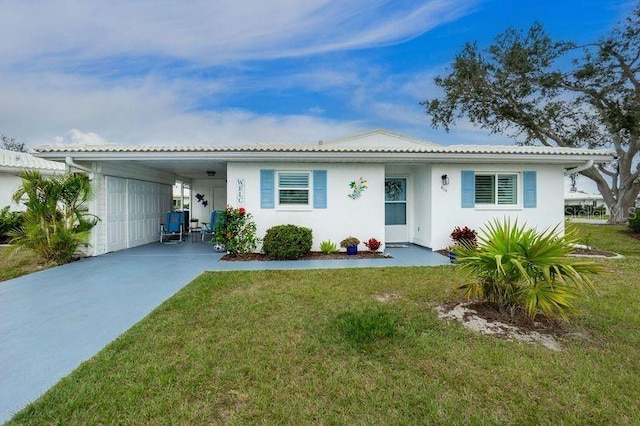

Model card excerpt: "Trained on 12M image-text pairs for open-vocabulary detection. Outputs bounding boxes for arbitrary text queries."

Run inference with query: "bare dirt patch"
[436,301,574,351]
[221,251,389,261]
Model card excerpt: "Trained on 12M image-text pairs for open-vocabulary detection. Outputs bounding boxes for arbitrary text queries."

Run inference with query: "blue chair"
[160,211,185,243]
[200,210,221,242]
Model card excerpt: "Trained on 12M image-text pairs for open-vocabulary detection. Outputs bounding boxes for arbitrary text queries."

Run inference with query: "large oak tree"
[423,5,640,223]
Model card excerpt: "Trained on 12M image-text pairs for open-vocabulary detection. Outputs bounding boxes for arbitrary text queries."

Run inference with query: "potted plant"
[340,236,360,255]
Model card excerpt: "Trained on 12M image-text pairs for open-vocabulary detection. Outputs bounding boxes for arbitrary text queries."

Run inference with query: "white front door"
[385,177,408,243]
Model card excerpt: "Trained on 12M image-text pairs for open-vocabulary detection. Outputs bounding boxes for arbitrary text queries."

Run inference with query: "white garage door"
[105,176,170,253]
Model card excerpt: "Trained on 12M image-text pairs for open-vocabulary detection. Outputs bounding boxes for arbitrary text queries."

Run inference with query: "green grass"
[0,246,49,282]
[9,224,640,424]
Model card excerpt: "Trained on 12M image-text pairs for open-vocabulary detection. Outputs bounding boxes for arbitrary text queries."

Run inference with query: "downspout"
[65,156,97,256]
[564,159,594,176]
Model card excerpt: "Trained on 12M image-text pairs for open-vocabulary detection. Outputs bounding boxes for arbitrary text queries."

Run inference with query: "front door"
[385,177,408,242]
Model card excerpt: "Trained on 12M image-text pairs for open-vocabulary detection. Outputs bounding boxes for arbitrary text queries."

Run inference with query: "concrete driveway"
[0,242,448,422]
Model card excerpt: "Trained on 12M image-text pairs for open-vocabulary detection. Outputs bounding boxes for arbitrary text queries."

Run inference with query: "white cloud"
[0,70,364,147]
[0,1,482,147]
[54,129,113,145]
[0,1,479,66]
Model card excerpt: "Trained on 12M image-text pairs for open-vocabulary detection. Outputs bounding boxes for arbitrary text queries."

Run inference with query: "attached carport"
[33,149,230,256]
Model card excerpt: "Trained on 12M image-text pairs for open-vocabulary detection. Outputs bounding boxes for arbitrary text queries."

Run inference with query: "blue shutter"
[461,170,475,208]
[313,170,327,209]
[523,171,537,208]
[260,169,275,209]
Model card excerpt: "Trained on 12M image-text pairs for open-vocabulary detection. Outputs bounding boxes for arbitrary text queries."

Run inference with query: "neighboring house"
[0,149,66,210]
[33,129,614,255]
[564,191,610,215]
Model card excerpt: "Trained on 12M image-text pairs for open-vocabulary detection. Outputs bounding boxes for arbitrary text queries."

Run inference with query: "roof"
[33,129,613,157]
[0,149,66,173]
[33,143,614,156]
[32,129,615,180]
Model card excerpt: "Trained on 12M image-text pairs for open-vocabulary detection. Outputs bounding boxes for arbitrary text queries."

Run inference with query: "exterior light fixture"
[441,174,449,192]
[206,171,216,177]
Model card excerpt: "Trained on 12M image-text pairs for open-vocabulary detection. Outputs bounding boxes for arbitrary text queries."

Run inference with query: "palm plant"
[10,170,98,264]
[453,219,602,321]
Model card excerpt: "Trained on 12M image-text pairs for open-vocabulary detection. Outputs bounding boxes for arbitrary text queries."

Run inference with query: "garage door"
[105,176,171,252]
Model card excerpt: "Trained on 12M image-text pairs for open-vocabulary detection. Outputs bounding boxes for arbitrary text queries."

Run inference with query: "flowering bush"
[450,226,478,248]
[212,205,261,256]
[364,237,382,252]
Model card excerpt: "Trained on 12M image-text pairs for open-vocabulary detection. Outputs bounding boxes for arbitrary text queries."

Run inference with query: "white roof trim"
[34,143,613,157]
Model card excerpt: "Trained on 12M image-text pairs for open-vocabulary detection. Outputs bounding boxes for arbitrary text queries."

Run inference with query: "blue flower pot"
[346,245,358,255]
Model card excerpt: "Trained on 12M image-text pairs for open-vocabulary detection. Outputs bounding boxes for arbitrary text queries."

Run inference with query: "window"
[475,173,518,205]
[278,171,310,205]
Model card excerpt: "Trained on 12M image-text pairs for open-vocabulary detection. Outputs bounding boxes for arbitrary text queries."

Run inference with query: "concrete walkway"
[0,242,449,422]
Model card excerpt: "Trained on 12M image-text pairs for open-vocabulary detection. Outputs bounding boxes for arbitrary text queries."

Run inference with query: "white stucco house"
[0,149,66,210]
[33,129,614,255]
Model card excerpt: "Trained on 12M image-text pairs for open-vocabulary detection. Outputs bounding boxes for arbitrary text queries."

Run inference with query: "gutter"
[565,159,594,175]
[65,156,94,174]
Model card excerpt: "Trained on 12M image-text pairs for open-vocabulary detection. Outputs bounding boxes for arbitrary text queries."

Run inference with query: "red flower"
[239,207,246,214]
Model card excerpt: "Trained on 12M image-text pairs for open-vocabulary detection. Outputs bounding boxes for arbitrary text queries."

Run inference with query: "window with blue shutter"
[461,170,475,208]
[523,171,537,208]
[313,170,327,209]
[260,169,275,209]
[278,172,310,205]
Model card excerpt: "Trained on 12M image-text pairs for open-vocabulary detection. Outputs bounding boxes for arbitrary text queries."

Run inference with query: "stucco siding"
[227,162,385,252]
[429,164,565,250]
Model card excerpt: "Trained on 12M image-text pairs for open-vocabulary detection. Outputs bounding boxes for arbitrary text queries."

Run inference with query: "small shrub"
[0,206,23,244]
[262,224,312,260]
[320,240,339,254]
[11,171,98,264]
[450,226,478,247]
[213,206,261,256]
[629,209,640,233]
[364,237,382,252]
[340,236,360,248]
[334,307,398,346]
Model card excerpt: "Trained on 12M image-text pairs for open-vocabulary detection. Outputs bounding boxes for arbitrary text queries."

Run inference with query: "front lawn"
[10,224,640,424]
[0,247,49,283]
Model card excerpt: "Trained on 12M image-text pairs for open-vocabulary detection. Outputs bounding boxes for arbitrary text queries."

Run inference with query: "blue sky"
[0,0,633,148]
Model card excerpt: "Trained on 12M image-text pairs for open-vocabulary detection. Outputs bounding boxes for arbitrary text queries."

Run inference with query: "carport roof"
[32,129,615,179]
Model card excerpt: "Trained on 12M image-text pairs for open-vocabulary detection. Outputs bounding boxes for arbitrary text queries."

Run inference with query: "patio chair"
[200,210,221,242]
[159,211,185,243]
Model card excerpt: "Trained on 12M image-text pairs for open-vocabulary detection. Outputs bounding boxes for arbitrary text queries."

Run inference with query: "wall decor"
[385,180,403,200]
[195,193,209,207]
[348,177,368,199]
[236,178,245,204]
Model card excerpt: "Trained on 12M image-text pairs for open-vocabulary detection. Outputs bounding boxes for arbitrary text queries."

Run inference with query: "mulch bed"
[467,301,565,334]
[221,251,390,261]
[571,247,619,257]
[438,300,566,335]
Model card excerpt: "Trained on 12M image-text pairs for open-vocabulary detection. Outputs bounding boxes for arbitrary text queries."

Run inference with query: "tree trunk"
[608,190,639,224]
